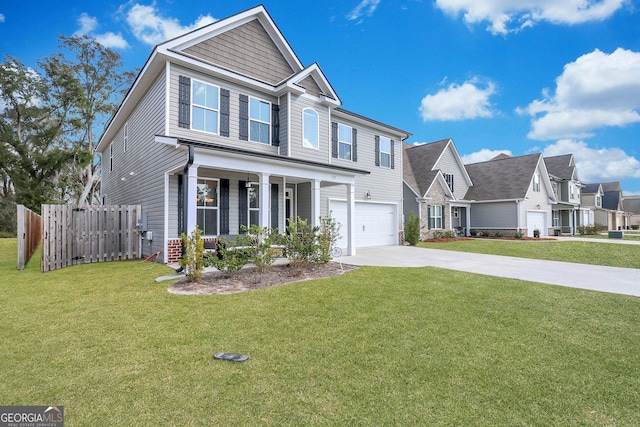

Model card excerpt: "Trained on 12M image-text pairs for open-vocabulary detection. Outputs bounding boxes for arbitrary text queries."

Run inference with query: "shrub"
[514,230,524,239]
[205,238,250,275]
[318,215,342,262]
[494,231,504,238]
[632,225,639,230]
[470,229,478,237]
[480,230,490,237]
[285,217,323,267]
[180,225,205,282]
[404,212,421,245]
[238,225,279,271]
[578,224,600,235]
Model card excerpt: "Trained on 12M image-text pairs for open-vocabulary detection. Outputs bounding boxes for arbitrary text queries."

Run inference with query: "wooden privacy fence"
[41,204,142,272]
[17,204,42,270]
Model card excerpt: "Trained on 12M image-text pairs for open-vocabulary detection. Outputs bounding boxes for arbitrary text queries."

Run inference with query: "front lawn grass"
[2,238,640,425]
[419,239,640,269]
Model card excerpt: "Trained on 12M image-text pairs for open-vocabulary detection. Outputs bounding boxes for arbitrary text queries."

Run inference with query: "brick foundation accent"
[166,236,218,264]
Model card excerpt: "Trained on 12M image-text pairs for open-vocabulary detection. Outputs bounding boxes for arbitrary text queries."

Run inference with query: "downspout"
[175,144,194,273]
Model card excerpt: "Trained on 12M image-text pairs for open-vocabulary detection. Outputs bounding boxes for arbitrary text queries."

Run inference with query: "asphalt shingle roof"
[464,154,542,201]
[403,139,450,196]
[544,154,575,180]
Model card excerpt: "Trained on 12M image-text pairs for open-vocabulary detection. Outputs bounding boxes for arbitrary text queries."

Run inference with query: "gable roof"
[582,183,602,194]
[623,196,640,214]
[583,181,623,210]
[464,153,550,201]
[402,138,471,198]
[544,154,578,181]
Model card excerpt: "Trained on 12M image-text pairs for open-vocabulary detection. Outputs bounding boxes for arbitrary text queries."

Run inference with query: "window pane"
[249,210,259,227]
[250,98,260,119]
[380,137,391,152]
[381,153,390,168]
[250,122,269,144]
[193,81,206,106]
[204,209,217,235]
[205,110,218,133]
[192,106,204,131]
[260,101,270,121]
[248,186,259,208]
[303,109,318,149]
[339,142,351,160]
[338,124,351,143]
[206,85,218,109]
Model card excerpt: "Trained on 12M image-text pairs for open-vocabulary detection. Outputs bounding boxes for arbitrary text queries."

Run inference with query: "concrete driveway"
[338,245,640,297]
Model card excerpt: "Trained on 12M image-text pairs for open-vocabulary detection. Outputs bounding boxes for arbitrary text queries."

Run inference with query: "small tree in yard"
[180,226,205,282]
[405,211,421,245]
[318,215,341,262]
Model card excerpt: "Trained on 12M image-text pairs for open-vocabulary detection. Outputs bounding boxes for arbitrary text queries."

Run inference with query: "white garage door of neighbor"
[330,201,397,248]
[526,211,547,237]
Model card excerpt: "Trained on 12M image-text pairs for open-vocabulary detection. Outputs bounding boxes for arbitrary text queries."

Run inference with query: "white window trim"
[196,178,220,237]
[248,183,260,227]
[302,108,319,150]
[533,173,541,192]
[109,143,113,173]
[123,122,128,152]
[429,205,443,229]
[191,79,220,135]
[337,123,352,161]
[379,135,391,168]
[249,96,271,145]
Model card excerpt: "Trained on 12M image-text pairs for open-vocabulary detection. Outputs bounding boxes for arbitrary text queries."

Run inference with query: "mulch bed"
[168,262,358,295]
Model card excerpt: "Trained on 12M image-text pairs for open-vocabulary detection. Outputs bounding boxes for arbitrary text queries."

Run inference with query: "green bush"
[205,239,250,275]
[405,212,421,245]
[514,231,524,239]
[0,194,17,236]
[578,224,599,235]
[470,229,478,237]
[494,231,504,238]
[239,225,280,271]
[180,226,205,282]
[285,217,323,267]
[318,215,341,262]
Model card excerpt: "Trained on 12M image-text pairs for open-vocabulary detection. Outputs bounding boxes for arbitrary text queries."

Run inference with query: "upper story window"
[338,123,352,160]
[552,181,558,198]
[250,97,270,144]
[379,136,391,168]
[443,173,454,193]
[533,173,541,192]
[192,80,219,134]
[596,194,602,207]
[303,108,319,149]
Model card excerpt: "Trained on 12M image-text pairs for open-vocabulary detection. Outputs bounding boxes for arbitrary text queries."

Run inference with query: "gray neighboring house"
[582,181,630,230]
[624,196,640,227]
[544,154,587,235]
[464,153,557,237]
[96,5,410,263]
[403,139,474,239]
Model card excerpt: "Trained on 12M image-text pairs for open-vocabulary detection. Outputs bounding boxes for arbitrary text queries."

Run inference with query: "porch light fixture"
[365,191,372,200]
[245,173,253,188]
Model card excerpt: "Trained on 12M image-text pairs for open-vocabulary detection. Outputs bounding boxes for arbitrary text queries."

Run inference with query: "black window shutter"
[375,135,380,166]
[271,104,280,146]
[238,181,248,233]
[220,179,229,234]
[352,128,358,162]
[331,122,338,158]
[178,76,191,128]
[271,183,279,229]
[220,89,230,137]
[427,205,432,230]
[239,94,249,141]
[442,204,446,228]
[391,140,395,169]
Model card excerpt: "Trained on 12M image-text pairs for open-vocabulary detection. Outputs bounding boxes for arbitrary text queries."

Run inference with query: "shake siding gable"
[433,145,469,199]
[182,19,295,85]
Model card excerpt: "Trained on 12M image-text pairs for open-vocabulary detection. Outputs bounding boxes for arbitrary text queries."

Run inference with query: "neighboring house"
[464,153,557,237]
[582,182,629,230]
[544,154,586,235]
[403,139,473,239]
[96,6,410,263]
[623,196,640,227]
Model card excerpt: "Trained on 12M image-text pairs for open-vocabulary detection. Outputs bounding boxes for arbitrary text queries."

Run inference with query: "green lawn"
[419,239,640,269]
[2,238,640,425]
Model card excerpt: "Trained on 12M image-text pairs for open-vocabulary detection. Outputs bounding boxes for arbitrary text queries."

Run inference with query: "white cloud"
[461,148,512,164]
[75,13,129,49]
[347,0,381,22]
[435,0,627,35]
[125,3,215,46]
[542,139,640,183]
[419,78,496,121]
[519,48,640,140]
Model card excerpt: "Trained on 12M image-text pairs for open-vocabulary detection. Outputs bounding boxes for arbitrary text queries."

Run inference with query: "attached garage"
[526,211,548,237]
[330,200,397,249]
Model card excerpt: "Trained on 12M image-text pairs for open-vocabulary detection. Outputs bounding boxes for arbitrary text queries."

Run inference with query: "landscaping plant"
[404,211,421,245]
[179,225,205,282]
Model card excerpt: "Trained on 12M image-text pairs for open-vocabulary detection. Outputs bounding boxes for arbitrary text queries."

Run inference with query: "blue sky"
[2,0,640,194]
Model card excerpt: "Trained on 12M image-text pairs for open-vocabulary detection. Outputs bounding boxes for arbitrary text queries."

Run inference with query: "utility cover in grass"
[214,352,249,362]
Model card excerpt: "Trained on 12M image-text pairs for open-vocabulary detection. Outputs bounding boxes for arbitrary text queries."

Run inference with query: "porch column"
[186,164,199,234]
[311,179,321,228]
[346,183,356,256]
[259,172,271,228]
[465,206,471,236]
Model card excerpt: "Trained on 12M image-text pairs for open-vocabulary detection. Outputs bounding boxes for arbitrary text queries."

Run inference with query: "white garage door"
[330,201,397,248]
[526,211,548,237]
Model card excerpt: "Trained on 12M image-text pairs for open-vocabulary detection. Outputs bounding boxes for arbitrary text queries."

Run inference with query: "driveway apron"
[338,245,640,297]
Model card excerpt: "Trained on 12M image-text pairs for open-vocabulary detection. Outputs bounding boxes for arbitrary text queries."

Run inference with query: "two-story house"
[582,182,629,230]
[96,6,410,263]
[544,154,585,235]
[403,139,473,239]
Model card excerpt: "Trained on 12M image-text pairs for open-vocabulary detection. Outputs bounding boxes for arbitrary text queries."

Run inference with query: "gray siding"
[182,19,294,85]
[298,75,324,98]
[433,146,470,199]
[471,202,517,228]
[297,182,312,221]
[279,94,289,156]
[288,94,331,163]
[403,183,419,223]
[168,64,280,156]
